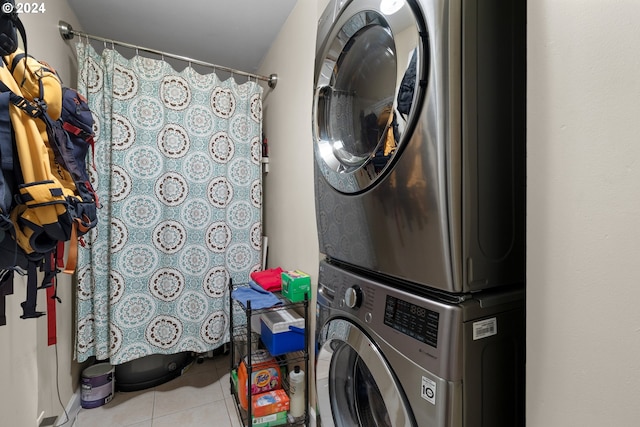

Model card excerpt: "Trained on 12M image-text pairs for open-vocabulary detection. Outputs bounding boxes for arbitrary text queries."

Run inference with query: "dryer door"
[316,318,416,427]
[313,0,428,194]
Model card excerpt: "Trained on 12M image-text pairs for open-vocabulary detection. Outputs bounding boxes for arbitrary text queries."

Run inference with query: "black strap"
[0,91,12,171]
[0,90,13,226]
[39,251,56,290]
[0,80,42,118]
[20,260,44,319]
[13,15,26,59]
[0,269,14,326]
[12,15,27,86]
[9,52,24,75]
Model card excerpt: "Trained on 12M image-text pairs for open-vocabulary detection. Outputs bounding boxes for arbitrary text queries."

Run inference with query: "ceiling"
[66,0,299,75]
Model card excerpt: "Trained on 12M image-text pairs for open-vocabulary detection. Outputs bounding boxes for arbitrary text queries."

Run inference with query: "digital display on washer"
[384,295,439,347]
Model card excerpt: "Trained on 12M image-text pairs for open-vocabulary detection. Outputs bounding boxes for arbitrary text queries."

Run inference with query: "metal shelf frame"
[228,279,310,427]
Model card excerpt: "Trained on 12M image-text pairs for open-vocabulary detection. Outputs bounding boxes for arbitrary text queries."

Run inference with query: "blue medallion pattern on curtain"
[74,43,263,364]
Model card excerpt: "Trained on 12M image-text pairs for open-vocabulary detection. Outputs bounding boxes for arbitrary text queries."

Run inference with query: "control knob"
[344,285,363,309]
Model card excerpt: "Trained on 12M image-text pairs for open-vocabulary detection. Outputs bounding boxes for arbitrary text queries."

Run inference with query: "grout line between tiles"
[150,389,157,425]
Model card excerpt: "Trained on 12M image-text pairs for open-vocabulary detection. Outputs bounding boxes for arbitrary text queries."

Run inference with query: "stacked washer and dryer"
[312,1,526,426]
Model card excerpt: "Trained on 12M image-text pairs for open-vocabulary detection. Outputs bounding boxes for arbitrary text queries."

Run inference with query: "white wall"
[257,0,321,415]
[0,3,83,426]
[527,1,640,425]
[258,1,319,284]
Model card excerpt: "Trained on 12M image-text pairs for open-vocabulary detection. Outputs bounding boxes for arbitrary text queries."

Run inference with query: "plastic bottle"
[288,365,305,418]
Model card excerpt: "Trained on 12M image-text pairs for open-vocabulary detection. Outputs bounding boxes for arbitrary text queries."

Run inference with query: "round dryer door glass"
[316,319,416,426]
[313,0,427,194]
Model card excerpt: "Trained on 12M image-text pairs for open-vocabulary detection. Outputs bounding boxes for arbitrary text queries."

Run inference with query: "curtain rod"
[57,20,278,89]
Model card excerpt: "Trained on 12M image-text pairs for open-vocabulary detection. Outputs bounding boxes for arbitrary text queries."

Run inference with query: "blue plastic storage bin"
[260,309,305,356]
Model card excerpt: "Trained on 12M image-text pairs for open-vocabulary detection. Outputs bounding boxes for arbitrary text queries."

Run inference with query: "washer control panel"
[383,295,439,348]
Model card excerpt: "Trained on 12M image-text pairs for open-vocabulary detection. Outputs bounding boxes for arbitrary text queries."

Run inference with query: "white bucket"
[81,363,115,409]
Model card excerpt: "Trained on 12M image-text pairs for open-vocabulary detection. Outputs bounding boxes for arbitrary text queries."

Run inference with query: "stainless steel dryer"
[313,0,527,294]
[315,260,525,427]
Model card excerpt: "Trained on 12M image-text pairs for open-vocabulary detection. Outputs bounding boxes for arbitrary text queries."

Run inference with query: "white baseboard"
[55,389,81,427]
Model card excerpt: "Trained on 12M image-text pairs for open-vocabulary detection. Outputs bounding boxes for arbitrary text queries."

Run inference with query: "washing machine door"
[313,0,428,194]
[316,318,416,427]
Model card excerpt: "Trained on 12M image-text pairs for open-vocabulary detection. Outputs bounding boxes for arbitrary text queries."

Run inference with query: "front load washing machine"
[315,260,525,427]
[313,0,527,294]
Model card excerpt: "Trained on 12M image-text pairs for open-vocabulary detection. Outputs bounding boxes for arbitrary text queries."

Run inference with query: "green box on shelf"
[231,368,238,393]
[252,411,288,427]
[281,270,311,302]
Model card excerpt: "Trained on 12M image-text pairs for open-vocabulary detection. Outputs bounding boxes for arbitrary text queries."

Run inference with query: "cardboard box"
[251,411,288,427]
[252,389,290,418]
[260,309,305,356]
[281,270,311,302]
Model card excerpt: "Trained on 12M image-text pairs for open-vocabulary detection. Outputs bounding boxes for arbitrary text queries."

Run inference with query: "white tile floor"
[72,354,241,427]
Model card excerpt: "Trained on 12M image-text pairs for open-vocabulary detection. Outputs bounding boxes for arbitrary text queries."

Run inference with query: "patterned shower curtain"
[74,43,263,364]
